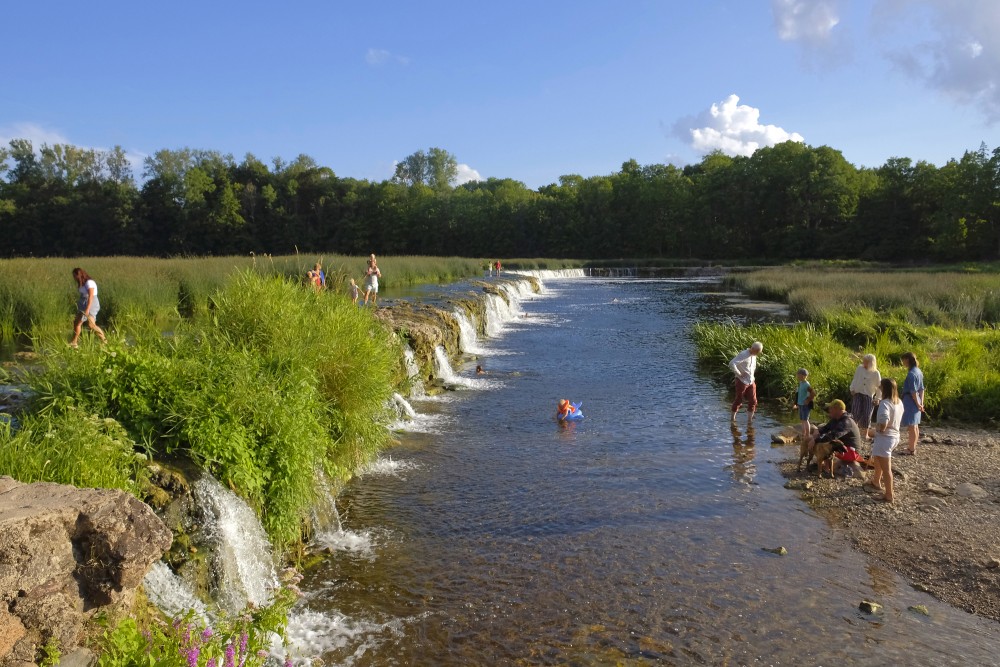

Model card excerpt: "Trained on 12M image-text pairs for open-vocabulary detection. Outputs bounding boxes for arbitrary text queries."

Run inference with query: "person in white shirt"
[69,267,107,347]
[867,377,903,503]
[729,341,763,422]
[849,354,881,441]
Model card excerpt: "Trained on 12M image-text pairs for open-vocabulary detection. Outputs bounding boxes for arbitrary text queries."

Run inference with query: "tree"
[393,147,458,190]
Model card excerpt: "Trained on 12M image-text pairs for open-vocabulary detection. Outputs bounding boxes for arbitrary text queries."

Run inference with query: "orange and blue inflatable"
[557,399,584,421]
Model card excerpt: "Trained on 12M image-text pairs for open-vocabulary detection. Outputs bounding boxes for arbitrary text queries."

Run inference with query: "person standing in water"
[363,254,382,306]
[69,267,107,347]
[729,341,763,422]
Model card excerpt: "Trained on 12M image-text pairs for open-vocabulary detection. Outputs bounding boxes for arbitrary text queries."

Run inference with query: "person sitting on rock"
[799,399,861,474]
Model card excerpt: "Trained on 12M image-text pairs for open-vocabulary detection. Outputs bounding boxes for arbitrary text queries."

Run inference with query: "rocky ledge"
[0,477,171,666]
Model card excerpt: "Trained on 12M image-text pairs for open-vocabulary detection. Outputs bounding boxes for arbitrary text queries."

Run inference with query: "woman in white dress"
[69,267,107,347]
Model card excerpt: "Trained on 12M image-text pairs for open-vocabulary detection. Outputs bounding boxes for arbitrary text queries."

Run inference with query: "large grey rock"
[925,482,951,496]
[956,482,988,499]
[0,476,171,665]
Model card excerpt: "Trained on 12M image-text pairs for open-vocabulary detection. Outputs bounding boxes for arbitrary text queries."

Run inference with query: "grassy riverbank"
[695,266,1000,423]
[0,272,401,549]
[0,254,586,342]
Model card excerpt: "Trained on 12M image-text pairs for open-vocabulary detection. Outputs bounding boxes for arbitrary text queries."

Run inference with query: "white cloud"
[454,163,481,185]
[772,0,841,42]
[0,121,147,180]
[876,0,1000,121]
[0,121,70,149]
[365,48,410,67]
[679,95,805,157]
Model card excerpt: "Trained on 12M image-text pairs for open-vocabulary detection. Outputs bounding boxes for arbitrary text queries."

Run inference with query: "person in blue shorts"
[899,351,926,456]
[794,368,815,443]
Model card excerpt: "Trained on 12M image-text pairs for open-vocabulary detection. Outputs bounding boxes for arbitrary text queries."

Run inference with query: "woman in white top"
[69,267,107,347]
[868,377,902,503]
[849,353,881,441]
[362,254,381,306]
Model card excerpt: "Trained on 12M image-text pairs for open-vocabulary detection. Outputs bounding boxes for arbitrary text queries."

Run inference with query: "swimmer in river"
[476,365,485,375]
[556,399,576,421]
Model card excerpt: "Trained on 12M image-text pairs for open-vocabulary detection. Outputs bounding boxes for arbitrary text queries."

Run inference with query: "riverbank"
[777,425,1000,621]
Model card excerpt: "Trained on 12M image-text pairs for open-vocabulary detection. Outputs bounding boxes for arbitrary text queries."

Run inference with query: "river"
[297,276,1000,666]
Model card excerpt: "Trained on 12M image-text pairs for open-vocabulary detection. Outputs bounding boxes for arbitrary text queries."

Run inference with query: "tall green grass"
[3,272,401,549]
[0,254,505,342]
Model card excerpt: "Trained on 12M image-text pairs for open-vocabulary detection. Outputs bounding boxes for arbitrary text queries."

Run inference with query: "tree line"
[0,139,998,261]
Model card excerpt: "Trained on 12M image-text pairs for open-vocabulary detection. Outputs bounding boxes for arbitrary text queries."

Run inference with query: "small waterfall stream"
[402,345,426,398]
[194,476,279,613]
[453,309,485,355]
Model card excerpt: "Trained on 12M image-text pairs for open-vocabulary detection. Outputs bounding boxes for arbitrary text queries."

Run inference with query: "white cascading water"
[392,392,417,420]
[402,345,426,398]
[143,561,210,621]
[509,268,586,280]
[194,476,279,614]
[452,309,486,354]
[482,292,520,337]
[311,476,374,556]
[433,346,492,389]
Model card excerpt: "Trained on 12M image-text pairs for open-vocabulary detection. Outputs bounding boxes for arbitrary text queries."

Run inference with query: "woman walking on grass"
[900,351,926,455]
[363,254,381,306]
[69,268,106,347]
[867,377,903,503]
[849,354,881,442]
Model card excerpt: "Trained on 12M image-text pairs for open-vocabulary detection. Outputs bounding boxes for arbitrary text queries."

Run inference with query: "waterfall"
[433,346,491,389]
[392,392,417,420]
[510,268,586,279]
[453,309,485,354]
[482,293,519,338]
[143,561,209,621]
[194,476,279,614]
[402,345,426,398]
[311,477,374,555]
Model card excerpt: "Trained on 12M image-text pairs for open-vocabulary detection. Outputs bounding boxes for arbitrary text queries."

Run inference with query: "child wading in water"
[794,368,815,442]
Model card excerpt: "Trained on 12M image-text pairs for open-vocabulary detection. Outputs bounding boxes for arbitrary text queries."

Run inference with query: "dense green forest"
[0,139,998,260]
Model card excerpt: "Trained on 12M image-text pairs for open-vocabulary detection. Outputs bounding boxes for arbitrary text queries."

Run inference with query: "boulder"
[859,600,882,614]
[783,479,814,491]
[925,482,951,496]
[956,482,988,499]
[0,476,171,665]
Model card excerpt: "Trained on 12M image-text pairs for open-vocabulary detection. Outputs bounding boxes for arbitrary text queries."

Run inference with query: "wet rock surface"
[778,426,1000,621]
[0,477,171,666]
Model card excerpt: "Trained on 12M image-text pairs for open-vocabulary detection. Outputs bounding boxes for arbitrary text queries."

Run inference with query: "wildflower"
[207,660,217,667]
[239,632,248,660]
[186,647,200,667]
[284,658,294,667]
[202,627,214,641]
[224,643,236,667]
[287,584,303,598]
[256,650,269,660]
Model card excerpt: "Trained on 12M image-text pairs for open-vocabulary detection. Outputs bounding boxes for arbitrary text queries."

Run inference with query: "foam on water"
[391,392,417,419]
[359,456,420,478]
[194,476,279,613]
[276,608,403,666]
[143,561,209,621]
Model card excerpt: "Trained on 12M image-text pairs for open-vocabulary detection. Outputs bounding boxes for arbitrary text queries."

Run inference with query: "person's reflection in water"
[728,422,758,485]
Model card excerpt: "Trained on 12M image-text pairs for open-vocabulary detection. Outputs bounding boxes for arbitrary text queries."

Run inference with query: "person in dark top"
[799,399,861,473]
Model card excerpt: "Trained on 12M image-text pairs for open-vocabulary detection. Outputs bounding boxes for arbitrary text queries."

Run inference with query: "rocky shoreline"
[776,425,1000,622]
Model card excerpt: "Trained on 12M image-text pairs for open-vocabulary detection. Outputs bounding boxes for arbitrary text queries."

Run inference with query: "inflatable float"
[557,400,585,422]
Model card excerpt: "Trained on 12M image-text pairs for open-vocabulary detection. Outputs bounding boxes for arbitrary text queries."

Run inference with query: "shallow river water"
[300,277,1000,666]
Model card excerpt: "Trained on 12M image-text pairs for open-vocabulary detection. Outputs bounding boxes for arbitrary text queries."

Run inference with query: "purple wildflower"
[238,632,249,665]
[207,659,217,667]
[224,643,236,667]
[186,647,200,667]
[202,627,214,641]
[284,658,294,667]
[256,650,269,659]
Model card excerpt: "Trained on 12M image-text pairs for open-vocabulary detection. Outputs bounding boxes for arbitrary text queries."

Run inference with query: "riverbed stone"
[908,605,930,616]
[925,482,951,496]
[859,600,882,614]
[0,612,25,660]
[0,476,172,664]
[956,483,988,499]
[985,558,1000,569]
[784,480,813,491]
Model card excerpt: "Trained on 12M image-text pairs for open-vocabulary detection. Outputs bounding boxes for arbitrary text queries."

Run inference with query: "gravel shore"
[776,425,1000,621]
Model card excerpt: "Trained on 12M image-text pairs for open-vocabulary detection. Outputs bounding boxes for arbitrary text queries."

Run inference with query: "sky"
[2,0,998,188]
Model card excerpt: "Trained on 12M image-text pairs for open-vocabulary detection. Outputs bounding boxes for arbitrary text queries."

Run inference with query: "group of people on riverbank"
[728,342,927,503]
[306,255,382,306]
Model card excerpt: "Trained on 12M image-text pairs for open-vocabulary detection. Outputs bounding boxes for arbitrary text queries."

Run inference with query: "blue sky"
[2,0,997,187]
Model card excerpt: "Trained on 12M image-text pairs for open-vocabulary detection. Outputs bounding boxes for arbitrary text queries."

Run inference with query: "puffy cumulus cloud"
[365,48,410,67]
[454,163,481,185]
[772,0,841,42]
[877,0,1000,121]
[679,95,805,157]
